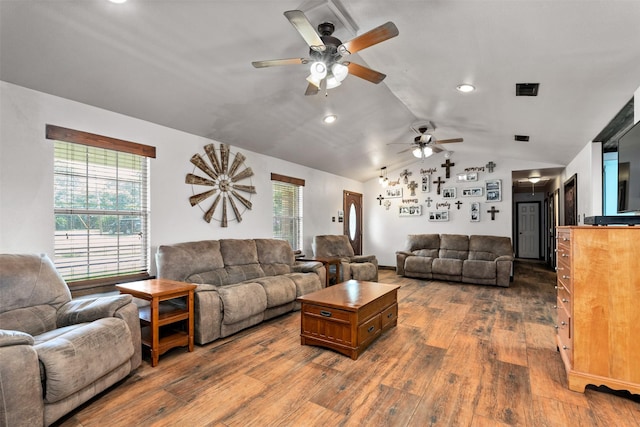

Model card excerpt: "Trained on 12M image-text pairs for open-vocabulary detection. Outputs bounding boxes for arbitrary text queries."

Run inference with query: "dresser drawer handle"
[562,298,569,303]
[562,275,570,280]
[561,253,568,257]
[562,345,569,350]
[367,325,375,333]
[320,310,332,317]
[561,321,567,326]
[563,237,569,242]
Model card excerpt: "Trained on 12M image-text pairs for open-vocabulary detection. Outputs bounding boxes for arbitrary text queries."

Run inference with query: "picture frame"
[456,172,478,182]
[442,187,457,199]
[461,187,483,197]
[485,179,502,202]
[428,210,449,222]
[421,175,430,193]
[399,204,422,217]
[470,202,480,222]
[385,187,403,199]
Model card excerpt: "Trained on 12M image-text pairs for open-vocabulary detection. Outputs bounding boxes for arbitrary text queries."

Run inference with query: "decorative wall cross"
[376,194,385,206]
[425,197,433,207]
[433,176,445,195]
[400,169,412,184]
[455,201,463,210]
[441,159,455,178]
[383,200,391,210]
[487,206,500,220]
[486,161,496,173]
[407,180,418,196]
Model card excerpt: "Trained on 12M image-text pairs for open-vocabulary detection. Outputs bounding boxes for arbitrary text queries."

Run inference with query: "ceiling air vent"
[515,83,539,96]
[514,135,530,142]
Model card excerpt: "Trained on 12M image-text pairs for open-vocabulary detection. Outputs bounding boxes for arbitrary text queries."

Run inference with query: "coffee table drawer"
[302,303,351,322]
[358,314,381,346]
[381,303,398,329]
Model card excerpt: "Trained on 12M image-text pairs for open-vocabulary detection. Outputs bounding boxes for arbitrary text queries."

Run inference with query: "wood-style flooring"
[55,261,640,426]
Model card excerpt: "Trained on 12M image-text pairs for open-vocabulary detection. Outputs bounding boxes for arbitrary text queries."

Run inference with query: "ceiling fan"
[392,122,464,159]
[251,10,399,95]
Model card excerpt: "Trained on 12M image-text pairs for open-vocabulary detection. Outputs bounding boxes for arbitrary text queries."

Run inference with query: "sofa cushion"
[220,239,260,265]
[439,234,470,260]
[350,263,377,281]
[468,235,513,261]
[255,239,294,276]
[463,260,497,279]
[217,282,267,325]
[432,258,464,276]
[156,240,224,281]
[405,256,435,274]
[254,276,297,308]
[33,318,133,404]
[313,235,355,257]
[413,248,439,258]
[405,234,440,253]
[187,268,229,286]
[286,272,322,297]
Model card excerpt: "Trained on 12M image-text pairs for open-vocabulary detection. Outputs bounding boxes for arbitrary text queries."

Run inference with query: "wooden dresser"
[555,226,640,394]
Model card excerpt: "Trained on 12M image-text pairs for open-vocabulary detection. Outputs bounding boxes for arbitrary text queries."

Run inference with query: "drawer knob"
[562,345,569,350]
[562,298,569,303]
[562,253,568,257]
[561,321,566,326]
[367,325,375,333]
[562,275,570,280]
[554,324,559,329]
[553,305,557,309]
[320,310,332,317]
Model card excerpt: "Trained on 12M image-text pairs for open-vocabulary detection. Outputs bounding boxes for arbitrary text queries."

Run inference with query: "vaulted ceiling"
[2,0,639,183]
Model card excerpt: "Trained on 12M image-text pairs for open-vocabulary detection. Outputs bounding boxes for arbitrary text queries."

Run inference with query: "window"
[271,173,304,250]
[47,125,155,289]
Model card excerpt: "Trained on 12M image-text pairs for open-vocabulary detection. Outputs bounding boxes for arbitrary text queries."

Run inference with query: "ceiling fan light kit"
[252,10,398,95]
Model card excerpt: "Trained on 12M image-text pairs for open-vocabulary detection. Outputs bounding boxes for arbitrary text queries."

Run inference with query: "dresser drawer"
[557,302,572,364]
[557,283,571,311]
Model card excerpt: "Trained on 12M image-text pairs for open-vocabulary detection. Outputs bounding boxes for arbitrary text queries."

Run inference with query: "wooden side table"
[116,279,196,367]
[299,257,341,286]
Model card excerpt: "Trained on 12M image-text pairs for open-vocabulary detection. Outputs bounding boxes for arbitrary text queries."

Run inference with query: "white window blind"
[272,176,304,251]
[53,140,150,283]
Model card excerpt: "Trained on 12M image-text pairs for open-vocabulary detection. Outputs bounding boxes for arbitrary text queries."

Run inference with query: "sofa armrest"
[495,255,514,262]
[0,329,34,347]
[56,294,134,327]
[293,260,323,273]
[396,252,413,276]
[0,329,44,427]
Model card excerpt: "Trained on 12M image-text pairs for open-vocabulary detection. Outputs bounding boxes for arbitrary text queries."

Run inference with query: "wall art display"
[442,187,457,199]
[485,179,502,202]
[385,187,403,198]
[421,175,430,193]
[428,211,449,221]
[186,143,255,227]
[462,187,483,197]
[456,172,478,182]
[470,202,480,222]
[399,205,422,216]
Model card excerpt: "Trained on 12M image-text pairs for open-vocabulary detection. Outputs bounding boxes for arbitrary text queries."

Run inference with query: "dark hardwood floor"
[55,261,640,426]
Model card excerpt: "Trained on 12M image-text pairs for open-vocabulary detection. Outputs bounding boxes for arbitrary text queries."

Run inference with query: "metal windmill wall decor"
[185,143,256,227]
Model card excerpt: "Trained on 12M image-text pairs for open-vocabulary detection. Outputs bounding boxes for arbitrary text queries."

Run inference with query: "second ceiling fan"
[252,10,399,95]
[393,122,464,159]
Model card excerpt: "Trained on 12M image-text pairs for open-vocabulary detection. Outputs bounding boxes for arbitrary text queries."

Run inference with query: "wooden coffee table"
[296,280,400,359]
[116,279,196,367]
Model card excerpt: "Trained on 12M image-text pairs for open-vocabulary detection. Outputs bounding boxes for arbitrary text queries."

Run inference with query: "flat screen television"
[617,119,640,213]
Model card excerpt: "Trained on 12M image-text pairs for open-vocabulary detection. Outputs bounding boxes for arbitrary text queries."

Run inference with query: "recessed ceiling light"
[456,84,475,93]
[109,0,127,4]
[323,114,337,124]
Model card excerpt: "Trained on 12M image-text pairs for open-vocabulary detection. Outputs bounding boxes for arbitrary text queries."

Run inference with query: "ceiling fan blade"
[432,146,444,153]
[435,138,464,144]
[305,82,319,96]
[338,22,399,55]
[397,147,413,154]
[284,10,326,52]
[252,58,308,68]
[345,62,386,84]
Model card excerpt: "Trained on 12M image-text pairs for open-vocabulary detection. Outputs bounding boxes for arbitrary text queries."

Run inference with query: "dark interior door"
[343,190,363,255]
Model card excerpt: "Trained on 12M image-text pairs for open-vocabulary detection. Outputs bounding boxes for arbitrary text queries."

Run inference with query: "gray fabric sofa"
[396,234,514,287]
[312,235,379,282]
[156,238,325,345]
[0,253,142,427]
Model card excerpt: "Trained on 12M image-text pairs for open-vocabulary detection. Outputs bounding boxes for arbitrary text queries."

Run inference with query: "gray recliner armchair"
[312,235,378,282]
[0,254,141,426]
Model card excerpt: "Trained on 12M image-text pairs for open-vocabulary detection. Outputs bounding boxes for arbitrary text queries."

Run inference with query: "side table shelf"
[116,279,196,367]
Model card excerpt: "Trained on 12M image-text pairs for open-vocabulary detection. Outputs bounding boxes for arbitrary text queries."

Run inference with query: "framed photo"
[470,202,480,222]
[442,187,457,199]
[385,187,403,198]
[428,211,449,222]
[421,175,430,193]
[462,187,483,197]
[457,172,478,182]
[399,204,422,217]
[485,179,502,202]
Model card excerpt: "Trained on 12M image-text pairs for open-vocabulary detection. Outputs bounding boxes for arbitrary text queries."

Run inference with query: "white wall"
[0,82,361,273]
[364,155,562,266]
[560,141,603,224]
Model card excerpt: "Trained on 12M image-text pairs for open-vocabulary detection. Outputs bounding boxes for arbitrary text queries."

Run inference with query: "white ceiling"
[2,0,640,183]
